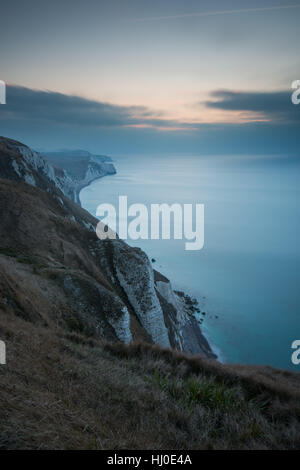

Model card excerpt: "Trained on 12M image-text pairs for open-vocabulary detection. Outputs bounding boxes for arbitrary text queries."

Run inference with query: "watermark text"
[0,340,6,364]
[291,80,300,105]
[0,81,6,104]
[96,196,204,251]
[291,340,300,365]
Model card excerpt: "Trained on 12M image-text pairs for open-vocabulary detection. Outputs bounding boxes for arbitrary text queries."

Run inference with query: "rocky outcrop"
[0,136,216,358]
[154,271,214,356]
[98,240,171,348]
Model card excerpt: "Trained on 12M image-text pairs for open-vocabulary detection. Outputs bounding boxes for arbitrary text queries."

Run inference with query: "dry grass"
[0,309,300,450]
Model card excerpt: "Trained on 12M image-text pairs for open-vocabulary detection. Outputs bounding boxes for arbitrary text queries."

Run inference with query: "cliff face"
[42,149,116,204]
[0,137,76,201]
[0,136,215,358]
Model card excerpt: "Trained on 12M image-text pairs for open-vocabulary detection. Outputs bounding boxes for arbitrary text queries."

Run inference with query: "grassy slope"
[0,308,299,450]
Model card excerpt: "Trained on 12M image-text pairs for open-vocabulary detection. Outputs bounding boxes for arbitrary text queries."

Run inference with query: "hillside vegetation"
[1,310,300,449]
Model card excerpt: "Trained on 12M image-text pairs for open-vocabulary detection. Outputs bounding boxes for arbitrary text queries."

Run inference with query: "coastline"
[43,150,117,207]
[76,175,109,206]
[79,178,218,361]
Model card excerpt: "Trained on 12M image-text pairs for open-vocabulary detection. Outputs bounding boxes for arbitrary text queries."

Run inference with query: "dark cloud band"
[205,89,300,123]
[1,85,187,130]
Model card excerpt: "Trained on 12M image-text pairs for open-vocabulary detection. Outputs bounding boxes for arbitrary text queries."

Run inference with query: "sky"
[0,0,299,154]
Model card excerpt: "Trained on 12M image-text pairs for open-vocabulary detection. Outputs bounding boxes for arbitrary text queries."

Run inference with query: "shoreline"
[174,290,219,361]
[76,174,108,206]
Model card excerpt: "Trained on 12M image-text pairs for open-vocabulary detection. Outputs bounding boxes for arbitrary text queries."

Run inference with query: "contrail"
[129,4,300,22]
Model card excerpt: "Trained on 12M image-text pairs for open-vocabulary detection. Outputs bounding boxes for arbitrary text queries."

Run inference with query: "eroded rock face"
[155,271,216,358]
[0,136,215,358]
[110,241,170,348]
[61,272,132,344]
[0,137,76,200]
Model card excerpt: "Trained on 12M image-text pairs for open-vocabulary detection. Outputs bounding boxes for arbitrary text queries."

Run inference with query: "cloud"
[204,89,300,123]
[129,4,300,22]
[1,85,187,130]
[0,85,298,157]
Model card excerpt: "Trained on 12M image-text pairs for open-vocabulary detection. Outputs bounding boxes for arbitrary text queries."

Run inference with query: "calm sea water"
[80,154,300,370]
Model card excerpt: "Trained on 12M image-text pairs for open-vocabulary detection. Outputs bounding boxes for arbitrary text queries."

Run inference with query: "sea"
[80,153,300,370]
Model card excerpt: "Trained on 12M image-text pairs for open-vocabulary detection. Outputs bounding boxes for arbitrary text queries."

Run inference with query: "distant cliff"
[0,136,215,358]
[42,149,116,204]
